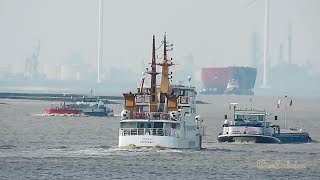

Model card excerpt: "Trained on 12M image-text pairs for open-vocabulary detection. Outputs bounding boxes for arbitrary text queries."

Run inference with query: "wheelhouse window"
[236,115,265,121]
[172,123,176,129]
[154,122,163,128]
[137,122,152,128]
[120,122,137,128]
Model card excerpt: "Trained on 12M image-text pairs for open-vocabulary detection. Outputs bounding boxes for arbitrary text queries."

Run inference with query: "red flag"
[277,99,281,108]
[290,99,293,106]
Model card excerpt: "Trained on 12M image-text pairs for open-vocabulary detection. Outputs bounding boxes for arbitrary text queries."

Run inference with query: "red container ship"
[200,66,257,95]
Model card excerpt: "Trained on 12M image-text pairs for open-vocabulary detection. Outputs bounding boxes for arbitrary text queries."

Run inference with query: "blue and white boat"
[217,103,311,143]
[68,96,113,117]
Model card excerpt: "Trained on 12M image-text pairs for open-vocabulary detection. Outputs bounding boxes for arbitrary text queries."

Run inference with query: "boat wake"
[310,139,318,143]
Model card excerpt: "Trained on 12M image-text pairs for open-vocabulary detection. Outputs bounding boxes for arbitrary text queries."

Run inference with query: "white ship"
[217,103,311,143]
[118,34,205,149]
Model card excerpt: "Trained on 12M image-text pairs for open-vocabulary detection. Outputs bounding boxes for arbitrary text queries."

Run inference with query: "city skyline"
[0,0,319,96]
[1,1,319,71]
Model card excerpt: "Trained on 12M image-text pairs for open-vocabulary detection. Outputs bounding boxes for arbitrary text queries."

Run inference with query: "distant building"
[60,64,81,81]
[24,41,40,79]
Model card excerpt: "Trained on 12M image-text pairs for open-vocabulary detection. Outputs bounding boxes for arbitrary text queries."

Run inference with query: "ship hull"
[119,116,204,149]
[201,66,257,95]
[217,134,281,143]
[119,135,200,149]
[83,111,108,117]
[119,132,202,149]
[217,133,311,144]
[69,103,110,117]
[274,132,312,143]
[44,109,82,115]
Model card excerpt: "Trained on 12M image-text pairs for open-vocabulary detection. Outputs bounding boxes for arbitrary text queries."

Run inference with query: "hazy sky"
[1,0,320,79]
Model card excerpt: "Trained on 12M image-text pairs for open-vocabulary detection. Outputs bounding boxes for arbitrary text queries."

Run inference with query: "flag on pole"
[277,99,281,108]
[290,99,293,106]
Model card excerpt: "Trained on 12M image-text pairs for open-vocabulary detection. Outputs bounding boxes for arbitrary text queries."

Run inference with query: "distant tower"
[278,44,284,64]
[25,41,40,78]
[97,0,104,84]
[250,32,259,68]
[262,0,270,88]
[288,23,292,64]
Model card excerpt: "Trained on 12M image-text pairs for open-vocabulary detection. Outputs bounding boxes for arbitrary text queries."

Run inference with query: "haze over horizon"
[0,0,320,96]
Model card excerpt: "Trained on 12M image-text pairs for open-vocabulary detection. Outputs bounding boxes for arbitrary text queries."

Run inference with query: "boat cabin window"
[180,89,194,97]
[154,122,163,128]
[172,123,176,129]
[137,122,152,128]
[136,105,149,112]
[171,88,194,97]
[163,122,179,130]
[236,115,265,121]
[120,122,137,128]
[177,106,191,114]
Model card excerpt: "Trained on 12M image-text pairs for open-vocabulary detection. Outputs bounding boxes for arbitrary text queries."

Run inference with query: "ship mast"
[148,35,159,112]
[158,33,173,112]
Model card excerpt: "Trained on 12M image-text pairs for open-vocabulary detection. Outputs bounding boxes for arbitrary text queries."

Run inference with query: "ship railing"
[119,128,180,137]
[133,112,173,120]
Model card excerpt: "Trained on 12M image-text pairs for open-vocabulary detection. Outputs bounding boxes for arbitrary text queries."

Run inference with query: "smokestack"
[97,0,104,84]
[288,23,292,64]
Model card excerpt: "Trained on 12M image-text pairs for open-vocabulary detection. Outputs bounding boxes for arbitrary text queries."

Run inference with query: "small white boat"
[224,79,240,95]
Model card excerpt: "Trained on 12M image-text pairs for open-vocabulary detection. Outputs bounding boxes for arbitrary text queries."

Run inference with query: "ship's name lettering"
[140,137,154,144]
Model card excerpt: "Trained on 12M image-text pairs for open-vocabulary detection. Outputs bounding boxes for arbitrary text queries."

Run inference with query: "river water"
[0,95,319,179]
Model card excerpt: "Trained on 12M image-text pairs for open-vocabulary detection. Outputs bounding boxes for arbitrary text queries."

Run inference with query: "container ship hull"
[44,109,82,116]
[201,66,257,95]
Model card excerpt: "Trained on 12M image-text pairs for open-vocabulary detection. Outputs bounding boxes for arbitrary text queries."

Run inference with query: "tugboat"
[224,79,240,95]
[217,103,312,143]
[118,34,206,149]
